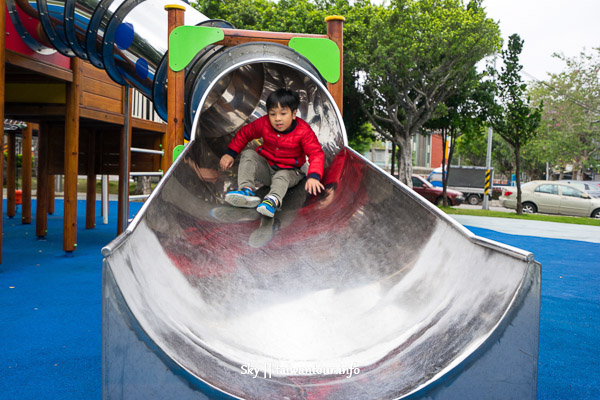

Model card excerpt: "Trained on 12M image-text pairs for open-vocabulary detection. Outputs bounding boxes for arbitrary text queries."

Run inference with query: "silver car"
[558,180,600,198]
[500,180,600,218]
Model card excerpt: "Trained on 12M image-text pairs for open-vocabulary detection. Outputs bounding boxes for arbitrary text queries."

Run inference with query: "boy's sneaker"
[256,198,277,218]
[225,188,261,208]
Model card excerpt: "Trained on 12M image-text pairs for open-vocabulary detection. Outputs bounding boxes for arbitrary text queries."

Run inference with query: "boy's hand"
[220,154,234,170]
[305,178,324,195]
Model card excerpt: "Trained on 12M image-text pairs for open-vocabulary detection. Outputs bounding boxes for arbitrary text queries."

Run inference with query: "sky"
[482,0,600,81]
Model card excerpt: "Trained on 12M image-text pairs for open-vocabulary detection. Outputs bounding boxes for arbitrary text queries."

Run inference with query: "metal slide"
[8,1,541,398]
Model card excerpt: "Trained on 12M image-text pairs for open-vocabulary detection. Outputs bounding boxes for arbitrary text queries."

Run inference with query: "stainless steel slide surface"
[102,143,540,399]
[7,0,540,397]
[101,56,541,399]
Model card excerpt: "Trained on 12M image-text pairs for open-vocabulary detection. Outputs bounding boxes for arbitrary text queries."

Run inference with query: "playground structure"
[1,0,172,262]
[0,0,343,261]
[2,0,540,399]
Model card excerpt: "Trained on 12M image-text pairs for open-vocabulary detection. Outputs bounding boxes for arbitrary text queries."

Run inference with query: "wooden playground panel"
[1,1,343,262]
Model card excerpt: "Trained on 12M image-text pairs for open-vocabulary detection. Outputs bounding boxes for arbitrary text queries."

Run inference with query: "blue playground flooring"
[1,199,598,399]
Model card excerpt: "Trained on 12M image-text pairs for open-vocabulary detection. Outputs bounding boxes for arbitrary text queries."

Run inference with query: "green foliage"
[455,129,515,177]
[347,122,375,153]
[489,33,542,213]
[520,136,549,179]
[489,34,542,151]
[425,67,497,200]
[348,0,501,183]
[3,152,34,168]
[425,68,495,137]
[193,0,330,33]
[454,129,486,165]
[191,0,502,177]
[349,0,501,133]
[528,48,600,179]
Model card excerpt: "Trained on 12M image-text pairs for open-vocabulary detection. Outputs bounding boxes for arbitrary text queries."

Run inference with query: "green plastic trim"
[288,37,340,83]
[169,26,224,71]
[173,145,185,161]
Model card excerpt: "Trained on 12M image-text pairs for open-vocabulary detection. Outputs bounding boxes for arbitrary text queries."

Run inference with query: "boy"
[219,88,325,217]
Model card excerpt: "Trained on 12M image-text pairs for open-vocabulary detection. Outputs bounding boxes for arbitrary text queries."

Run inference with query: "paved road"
[455,199,511,212]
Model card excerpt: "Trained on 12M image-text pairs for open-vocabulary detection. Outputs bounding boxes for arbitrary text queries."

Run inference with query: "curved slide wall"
[8,1,541,398]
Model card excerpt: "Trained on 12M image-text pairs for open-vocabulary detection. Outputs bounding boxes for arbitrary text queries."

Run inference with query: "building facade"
[365,131,445,175]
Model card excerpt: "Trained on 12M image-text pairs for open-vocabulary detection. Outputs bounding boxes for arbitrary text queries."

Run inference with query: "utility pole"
[483,56,496,211]
[483,124,493,210]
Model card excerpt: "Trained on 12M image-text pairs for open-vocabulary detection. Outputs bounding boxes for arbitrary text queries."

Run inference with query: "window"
[560,186,584,198]
[535,184,558,195]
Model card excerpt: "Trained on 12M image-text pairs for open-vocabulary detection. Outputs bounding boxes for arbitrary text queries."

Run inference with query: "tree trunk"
[515,143,523,215]
[440,128,448,207]
[576,160,584,181]
[390,142,396,177]
[133,176,152,195]
[396,135,413,186]
[445,130,457,207]
[571,160,579,180]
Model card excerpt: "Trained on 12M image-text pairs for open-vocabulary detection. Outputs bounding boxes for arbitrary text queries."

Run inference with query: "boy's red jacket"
[226,116,325,180]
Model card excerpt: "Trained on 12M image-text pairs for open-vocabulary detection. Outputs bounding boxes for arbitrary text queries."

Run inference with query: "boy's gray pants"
[237,149,304,206]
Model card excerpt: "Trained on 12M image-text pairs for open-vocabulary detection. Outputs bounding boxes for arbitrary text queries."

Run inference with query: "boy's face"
[268,104,297,132]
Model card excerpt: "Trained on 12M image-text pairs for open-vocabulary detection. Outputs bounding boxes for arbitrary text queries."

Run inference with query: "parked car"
[500,180,600,218]
[558,180,600,198]
[427,166,488,205]
[411,175,464,206]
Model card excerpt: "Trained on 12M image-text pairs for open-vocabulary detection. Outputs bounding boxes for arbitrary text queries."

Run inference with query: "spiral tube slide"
[8,0,540,398]
[9,0,233,124]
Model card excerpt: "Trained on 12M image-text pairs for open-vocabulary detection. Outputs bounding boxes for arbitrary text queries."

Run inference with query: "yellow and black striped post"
[484,169,492,198]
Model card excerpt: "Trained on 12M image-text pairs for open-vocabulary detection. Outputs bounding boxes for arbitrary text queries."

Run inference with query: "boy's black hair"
[266,88,300,112]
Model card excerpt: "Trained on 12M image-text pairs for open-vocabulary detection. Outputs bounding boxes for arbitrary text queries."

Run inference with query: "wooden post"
[0,0,5,262]
[325,16,345,115]
[21,124,32,224]
[36,124,49,237]
[163,4,186,172]
[117,87,132,235]
[7,131,16,217]
[48,175,55,214]
[64,58,83,252]
[86,130,96,229]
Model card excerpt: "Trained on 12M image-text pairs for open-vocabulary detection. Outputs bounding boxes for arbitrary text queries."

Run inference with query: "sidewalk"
[451,214,600,243]
[454,199,511,212]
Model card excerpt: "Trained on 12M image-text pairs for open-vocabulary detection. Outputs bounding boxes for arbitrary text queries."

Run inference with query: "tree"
[528,48,600,180]
[193,0,327,33]
[520,136,549,180]
[425,68,495,205]
[455,129,515,181]
[489,33,542,214]
[348,0,501,185]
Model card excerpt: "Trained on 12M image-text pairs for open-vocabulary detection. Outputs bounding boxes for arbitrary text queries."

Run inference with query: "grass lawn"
[441,206,600,227]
